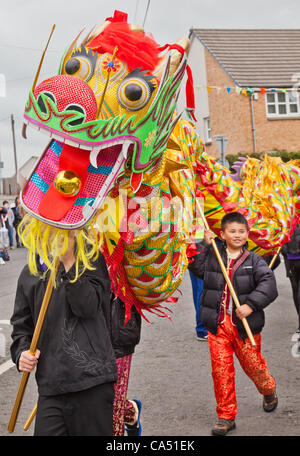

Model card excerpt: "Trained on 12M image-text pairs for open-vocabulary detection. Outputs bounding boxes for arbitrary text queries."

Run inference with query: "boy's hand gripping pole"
[8,262,59,433]
[195,200,256,347]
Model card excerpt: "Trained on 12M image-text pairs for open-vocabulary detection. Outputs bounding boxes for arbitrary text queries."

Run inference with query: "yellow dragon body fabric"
[19,10,300,321]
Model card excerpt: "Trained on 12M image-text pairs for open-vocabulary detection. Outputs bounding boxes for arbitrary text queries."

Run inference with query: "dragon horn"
[85,21,110,46]
[59,27,86,75]
[154,36,190,81]
[81,25,97,46]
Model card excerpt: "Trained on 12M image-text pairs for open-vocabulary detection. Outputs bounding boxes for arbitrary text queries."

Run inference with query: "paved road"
[0,248,299,436]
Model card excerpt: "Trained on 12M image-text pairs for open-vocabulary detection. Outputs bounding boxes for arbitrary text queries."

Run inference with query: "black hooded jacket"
[10,254,117,396]
[110,295,141,359]
[188,239,278,340]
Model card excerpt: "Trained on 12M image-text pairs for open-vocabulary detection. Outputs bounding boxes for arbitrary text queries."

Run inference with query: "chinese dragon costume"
[19,10,300,321]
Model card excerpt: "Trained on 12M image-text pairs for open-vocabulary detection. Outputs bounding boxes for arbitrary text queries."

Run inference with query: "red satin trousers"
[208,314,276,420]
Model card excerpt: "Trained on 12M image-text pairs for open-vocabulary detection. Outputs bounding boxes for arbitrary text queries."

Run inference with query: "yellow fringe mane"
[18,214,103,284]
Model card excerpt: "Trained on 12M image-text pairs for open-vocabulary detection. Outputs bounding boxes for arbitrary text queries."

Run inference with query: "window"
[266,91,300,118]
[205,117,212,142]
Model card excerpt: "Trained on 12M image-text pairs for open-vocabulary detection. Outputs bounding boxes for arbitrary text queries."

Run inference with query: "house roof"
[191,29,300,88]
[19,156,38,178]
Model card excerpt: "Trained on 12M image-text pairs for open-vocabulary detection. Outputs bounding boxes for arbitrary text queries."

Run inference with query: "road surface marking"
[0,360,14,375]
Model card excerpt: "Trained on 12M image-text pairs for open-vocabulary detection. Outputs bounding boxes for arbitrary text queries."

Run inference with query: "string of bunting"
[196,85,298,96]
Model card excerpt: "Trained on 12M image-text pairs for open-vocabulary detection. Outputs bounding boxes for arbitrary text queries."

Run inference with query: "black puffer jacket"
[10,254,117,396]
[110,295,141,359]
[188,240,278,340]
[281,224,300,277]
[282,225,300,255]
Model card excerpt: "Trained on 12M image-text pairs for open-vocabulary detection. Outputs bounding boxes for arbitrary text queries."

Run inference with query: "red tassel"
[130,172,143,193]
[165,296,178,303]
[186,242,199,259]
[185,65,197,122]
[195,188,204,198]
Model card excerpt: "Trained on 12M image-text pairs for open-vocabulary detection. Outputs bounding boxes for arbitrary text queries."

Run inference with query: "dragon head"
[21,10,191,229]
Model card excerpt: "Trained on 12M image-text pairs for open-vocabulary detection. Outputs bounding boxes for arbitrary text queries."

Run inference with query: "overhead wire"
[142,0,151,28]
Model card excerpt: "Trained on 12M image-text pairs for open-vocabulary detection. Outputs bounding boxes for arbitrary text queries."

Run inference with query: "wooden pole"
[32,25,56,92]
[269,246,282,270]
[195,199,256,347]
[8,262,59,433]
[24,403,37,431]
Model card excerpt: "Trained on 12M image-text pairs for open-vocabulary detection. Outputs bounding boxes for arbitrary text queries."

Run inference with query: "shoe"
[196,334,208,341]
[263,391,278,412]
[10,246,15,250]
[211,418,236,436]
[125,399,142,436]
[0,258,5,265]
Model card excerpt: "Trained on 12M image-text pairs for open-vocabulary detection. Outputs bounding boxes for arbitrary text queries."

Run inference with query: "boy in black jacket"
[188,212,278,436]
[10,239,117,436]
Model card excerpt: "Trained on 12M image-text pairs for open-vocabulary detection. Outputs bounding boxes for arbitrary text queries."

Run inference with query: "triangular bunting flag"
[236,86,242,94]
[206,86,212,93]
[226,87,231,94]
[260,88,266,95]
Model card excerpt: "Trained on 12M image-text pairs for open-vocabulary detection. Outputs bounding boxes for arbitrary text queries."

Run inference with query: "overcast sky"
[1,0,300,177]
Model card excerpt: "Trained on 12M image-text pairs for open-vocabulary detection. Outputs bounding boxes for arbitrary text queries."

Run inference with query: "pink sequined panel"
[22,143,60,212]
[22,181,45,213]
[22,139,123,225]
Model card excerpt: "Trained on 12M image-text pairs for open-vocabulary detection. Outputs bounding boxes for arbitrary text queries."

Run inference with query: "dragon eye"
[117,78,151,111]
[65,58,81,75]
[37,92,56,114]
[65,104,86,126]
[63,45,97,82]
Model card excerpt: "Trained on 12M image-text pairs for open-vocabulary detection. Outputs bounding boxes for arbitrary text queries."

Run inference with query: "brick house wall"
[204,48,300,157]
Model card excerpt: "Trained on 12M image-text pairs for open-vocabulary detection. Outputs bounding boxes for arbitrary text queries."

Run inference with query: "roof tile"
[191,29,300,87]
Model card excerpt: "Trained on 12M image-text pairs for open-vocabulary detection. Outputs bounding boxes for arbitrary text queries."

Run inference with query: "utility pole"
[0,147,3,195]
[11,114,20,194]
[249,94,257,154]
[214,135,229,168]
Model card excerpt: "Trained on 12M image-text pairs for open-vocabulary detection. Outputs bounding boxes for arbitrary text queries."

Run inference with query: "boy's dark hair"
[3,200,8,205]
[221,212,249,231]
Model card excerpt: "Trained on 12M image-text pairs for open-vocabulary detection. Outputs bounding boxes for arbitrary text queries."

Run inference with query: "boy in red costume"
[188,212,278,435]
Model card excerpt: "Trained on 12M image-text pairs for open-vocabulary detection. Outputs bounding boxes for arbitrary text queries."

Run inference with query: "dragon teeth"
[89,147,102,168]
[25,119,134,163]
[122,140,131,159]
[89,140,133,168]
[22,123,28,139]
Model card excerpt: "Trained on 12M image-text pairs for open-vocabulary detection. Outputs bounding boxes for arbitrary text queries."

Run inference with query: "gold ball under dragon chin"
[19,10,201,315]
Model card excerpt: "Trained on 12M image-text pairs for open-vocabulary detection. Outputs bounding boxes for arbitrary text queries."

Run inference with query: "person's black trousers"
[34,382,114,436]
[288,259,300,331]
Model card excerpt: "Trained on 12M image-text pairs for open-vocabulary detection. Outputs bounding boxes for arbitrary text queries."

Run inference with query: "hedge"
[226,150,300,170]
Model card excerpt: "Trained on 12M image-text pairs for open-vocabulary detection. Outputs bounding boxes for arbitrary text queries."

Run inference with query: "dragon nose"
[33,74,98,121]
